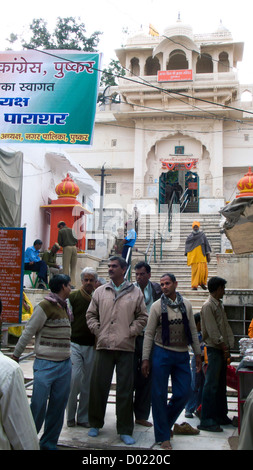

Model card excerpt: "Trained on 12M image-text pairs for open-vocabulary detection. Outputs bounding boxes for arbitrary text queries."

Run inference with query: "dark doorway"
[159,170,199,213]
[159,171,183,211]
[185,171,199,212]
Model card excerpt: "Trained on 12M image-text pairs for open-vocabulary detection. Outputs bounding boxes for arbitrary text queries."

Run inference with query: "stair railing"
[124,246,132,280]
[17,352,35,389]
[168,191,177,232]
[160,191,183,259]
[144,229,167,264]
[179,188,189,213]
[143,190,184,264]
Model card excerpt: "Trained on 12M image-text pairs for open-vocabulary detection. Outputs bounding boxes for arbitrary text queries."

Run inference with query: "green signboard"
[0,50,101,145]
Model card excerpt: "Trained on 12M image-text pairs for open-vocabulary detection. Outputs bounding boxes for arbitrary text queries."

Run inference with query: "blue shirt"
[125,229,137,247]
[24,246,41,263]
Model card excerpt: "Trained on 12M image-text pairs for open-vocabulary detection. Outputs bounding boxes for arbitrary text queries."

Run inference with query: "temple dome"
[236,167,253,198]
[163,16,194,40]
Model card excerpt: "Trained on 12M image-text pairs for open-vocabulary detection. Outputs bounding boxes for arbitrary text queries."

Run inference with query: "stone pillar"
[210,121,224,199]
[133,124,145,200]
[199,121,225,213]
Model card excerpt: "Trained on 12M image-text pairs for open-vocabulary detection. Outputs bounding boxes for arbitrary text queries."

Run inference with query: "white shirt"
[0,352,39,450]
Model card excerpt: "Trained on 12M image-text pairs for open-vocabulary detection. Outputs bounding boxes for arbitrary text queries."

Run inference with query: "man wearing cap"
[42,243,63,279]
[57,221,78,288]
[185,221,211,290]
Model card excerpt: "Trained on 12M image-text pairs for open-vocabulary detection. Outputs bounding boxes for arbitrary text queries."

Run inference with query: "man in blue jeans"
[142,273,201,450]
[198,276,234,432]
[12,274,72,450]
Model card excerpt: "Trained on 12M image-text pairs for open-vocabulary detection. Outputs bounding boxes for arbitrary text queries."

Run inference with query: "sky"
[0,0,253,83]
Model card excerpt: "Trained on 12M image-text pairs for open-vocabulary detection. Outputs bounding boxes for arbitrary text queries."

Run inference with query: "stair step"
[99,212,221,311]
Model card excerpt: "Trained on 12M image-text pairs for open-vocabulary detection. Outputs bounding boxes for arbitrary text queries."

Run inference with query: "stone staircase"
[96,212,222,313]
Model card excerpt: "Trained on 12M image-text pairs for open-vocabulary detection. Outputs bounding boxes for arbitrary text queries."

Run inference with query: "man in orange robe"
[185,221,211,290]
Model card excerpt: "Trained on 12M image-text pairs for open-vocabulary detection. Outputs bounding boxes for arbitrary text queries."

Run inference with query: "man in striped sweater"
[12,274,72,450]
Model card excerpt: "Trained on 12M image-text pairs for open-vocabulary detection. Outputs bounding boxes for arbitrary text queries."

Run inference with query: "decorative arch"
[145,56,160,75]
[143,131,212,199]
[167,49,188,70]
[130,57,140,76]
[196,53,213,73]
[241,89,253,102]
[218,52,229,72]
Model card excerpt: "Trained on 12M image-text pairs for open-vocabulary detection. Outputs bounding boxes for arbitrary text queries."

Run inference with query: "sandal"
[161,440,172,450]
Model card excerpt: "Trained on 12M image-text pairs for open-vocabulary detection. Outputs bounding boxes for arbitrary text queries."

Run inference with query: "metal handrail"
[124,246,132,280]
[168,191,178,232]
[144,231,156,264]
[179,188,189,213]
[18,352,35,389]
[179,187,188,204]
[19,352,35,362]
[144,229,166,264]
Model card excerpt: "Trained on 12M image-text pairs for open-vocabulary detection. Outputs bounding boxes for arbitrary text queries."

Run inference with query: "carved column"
[133,123,145,199]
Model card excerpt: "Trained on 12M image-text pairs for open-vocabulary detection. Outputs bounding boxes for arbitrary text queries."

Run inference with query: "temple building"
[69,17,253,220]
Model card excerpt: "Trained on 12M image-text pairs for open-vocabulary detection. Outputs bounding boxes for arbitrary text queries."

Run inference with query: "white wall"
[1,143,98,251]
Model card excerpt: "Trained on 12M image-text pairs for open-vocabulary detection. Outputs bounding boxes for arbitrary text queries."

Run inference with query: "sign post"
[0,227,26,323]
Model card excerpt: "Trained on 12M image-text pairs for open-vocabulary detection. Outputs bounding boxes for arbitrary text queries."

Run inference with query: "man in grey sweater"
[12,274,72,450]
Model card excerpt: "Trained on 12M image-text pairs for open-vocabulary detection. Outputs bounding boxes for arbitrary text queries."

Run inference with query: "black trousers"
[25,260,47,283]
[89,349,134,435]
[133,335,152,420]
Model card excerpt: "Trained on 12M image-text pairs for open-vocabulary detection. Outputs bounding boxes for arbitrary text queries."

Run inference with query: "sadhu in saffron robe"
[185,222,211,289]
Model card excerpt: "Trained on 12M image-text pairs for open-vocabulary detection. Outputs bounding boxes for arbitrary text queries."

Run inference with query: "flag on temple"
[149,24,159,36]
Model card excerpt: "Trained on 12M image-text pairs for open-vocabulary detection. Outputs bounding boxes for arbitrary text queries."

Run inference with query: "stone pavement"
[19,356,239,452]
[57,405,238,451]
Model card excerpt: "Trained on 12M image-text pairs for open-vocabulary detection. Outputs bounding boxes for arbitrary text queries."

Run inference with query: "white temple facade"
[69,18,253,219]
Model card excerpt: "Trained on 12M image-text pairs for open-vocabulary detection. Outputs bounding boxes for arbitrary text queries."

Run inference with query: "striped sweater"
[13,299,71,361]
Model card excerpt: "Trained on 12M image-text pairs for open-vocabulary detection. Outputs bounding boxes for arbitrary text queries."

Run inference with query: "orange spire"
[236,167,253,197]
[55,174,80,199]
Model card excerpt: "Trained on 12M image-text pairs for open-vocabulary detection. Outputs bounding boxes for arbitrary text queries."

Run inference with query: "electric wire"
[7,46,250,194]
[25,45,253,118]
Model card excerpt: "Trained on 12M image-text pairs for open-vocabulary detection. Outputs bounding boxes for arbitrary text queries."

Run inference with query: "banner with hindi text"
[0,50,101,146]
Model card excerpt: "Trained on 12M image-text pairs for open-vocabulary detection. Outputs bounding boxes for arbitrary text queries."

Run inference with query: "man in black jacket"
[134,261,162,426]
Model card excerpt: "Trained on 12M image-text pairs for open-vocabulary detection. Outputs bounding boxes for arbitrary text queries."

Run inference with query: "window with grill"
[105,182,116,194]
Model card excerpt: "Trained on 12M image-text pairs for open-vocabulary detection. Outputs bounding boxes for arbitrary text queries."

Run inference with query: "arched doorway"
[185,171,199,212]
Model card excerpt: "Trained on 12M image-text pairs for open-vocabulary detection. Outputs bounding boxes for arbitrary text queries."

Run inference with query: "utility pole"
[95,163,111,230]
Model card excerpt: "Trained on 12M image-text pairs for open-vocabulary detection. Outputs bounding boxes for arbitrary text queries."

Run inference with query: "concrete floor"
[19,357,239,451]
[57,405,238,451]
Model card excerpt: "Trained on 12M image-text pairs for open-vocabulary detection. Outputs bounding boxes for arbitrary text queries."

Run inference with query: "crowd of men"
[1,219,250,450]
